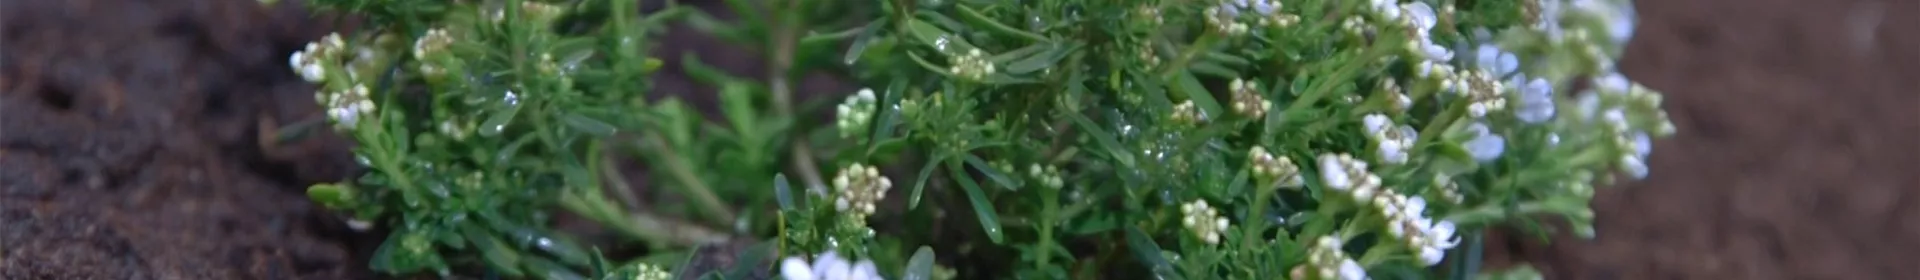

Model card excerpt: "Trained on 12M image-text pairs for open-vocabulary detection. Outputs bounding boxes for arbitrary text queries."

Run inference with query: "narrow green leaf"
[561,113,618,136]
[1005,44,1072,74]
[908,153,952,209]
[494,134,538,165]
[947,160,1005,243]
[1188,61,1240,79]
[844,20,885,65]
[1172,71,1225,120]
[868,80,908,151]
[1064,113,1134,167]
[479,104,521,137]
[987,44,1048,63]
[905,19,976,52]
[1125,226,1183,280]
[962,154,1021,190]
[955,4,1049,42]
[903,247,937,280]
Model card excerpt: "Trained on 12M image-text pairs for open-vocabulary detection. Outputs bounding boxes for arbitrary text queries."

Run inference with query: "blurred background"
[2,0,1915,279]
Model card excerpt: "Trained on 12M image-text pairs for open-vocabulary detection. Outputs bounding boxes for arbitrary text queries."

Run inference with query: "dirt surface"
[3,0,1917,279]
[1486,0,1920,279]
[1,0,369,279]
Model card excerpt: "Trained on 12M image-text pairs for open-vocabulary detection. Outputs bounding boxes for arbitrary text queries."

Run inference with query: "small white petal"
[781,257,817,280]
[1419,247,1446,266]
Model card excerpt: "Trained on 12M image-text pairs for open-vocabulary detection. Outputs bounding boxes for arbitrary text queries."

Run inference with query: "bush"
[283,0,1669,279]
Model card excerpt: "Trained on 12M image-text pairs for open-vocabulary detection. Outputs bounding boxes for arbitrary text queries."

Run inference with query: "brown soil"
[3,0,1916,279]
[1485,0,1920,279]
[1,0,369,279]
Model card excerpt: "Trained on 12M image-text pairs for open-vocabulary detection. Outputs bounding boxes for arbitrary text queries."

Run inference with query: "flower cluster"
[1181,200,1230,245]
[836,88,878,138]
[831,163,893,218]
[779,252,883,280]
[1170,100,1205,124]
[1229,79,1271,119]
[1293,236,1367,280]
[289,33,345,83]
[1027,163,1064,189]
[948,49,995,81]
[1206,0,1301,35]
[1248,146,1303,187]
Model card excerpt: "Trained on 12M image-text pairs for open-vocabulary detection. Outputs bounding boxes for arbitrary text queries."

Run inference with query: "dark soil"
[3,0,1916,279]
[1,0,369,278]
[1485,0,1920,279]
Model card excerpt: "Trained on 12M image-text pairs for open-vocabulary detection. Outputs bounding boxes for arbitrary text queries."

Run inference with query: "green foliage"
[282,0,1666,279]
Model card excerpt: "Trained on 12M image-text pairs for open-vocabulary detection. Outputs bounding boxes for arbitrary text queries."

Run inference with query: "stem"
[769,0,830,194]
[640,133,739,224]
[1240,176,1279,246]
[1035,187,1060,269]
[599,154,645,211]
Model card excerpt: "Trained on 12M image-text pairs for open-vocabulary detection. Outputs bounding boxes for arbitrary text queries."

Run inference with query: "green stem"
[1240,174,1279,247]
[768,0,830,195]
[641,133,739,224]
[1035,187,1060,269]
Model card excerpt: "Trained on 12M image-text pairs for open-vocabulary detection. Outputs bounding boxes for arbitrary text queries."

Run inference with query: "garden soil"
[1,0,1914,279]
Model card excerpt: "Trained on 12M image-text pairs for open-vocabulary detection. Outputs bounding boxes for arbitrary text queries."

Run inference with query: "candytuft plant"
[280,0,1668,279]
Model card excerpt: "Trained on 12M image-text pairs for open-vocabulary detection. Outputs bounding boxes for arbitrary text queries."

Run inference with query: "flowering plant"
[280,0,1669,279]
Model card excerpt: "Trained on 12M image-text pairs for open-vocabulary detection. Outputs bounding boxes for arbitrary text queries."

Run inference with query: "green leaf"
[1005,44,1072,74]
[774,173,797,211]
[947,160,1005,243]
[962,154,1021,190]
[845,20,885,65]
[1188,61,1239,79]
[903,246,937,280]
[908,153,951,209]
[479,104,522,137]
[1125,226,1182,280]
[1171,71,1225,120]
[306,183,355,209]
[905,19,976,52]
[561,113,618,136]
[1064,112,1134,167]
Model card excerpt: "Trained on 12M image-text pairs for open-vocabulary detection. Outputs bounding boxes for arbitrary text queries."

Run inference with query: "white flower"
[1513,76,1556,123]
[1230,79,1272,119]
[1363,114,1418,164]
[1318,154,1354,190]
[1473,44,1520,76]
[1301,236,1370,280]
[1369,0,1401,20]
[1619,154,1648,179]
[289,33,346,83]
[1629,132,1651,157]
[322,84,376,131]
[1337,258,1368,280]
[1401,2,1453,62]
[1462,122,1506,161]
[1536,0,1567,41]
[782,252,883,280]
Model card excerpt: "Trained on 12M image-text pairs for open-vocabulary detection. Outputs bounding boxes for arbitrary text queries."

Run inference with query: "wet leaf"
[947,160,1004,243]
